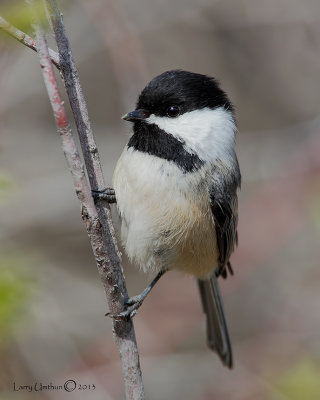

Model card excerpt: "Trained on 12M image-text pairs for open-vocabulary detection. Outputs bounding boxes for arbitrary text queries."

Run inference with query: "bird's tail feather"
[197,274,233,368]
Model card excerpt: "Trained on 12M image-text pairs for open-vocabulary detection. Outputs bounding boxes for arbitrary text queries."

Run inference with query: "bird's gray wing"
[210,194,239,278]
[197,160,240,368]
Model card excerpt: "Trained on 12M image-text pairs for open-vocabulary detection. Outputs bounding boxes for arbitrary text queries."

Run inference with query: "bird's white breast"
[113,148,219,278]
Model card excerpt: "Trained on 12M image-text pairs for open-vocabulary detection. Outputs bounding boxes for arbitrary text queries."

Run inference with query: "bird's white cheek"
[146,107,236,162]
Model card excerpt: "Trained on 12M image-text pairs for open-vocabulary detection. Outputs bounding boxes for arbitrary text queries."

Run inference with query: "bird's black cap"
[136,69,233,117]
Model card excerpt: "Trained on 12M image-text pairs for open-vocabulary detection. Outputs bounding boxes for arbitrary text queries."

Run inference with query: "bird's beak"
[122,109,149,122]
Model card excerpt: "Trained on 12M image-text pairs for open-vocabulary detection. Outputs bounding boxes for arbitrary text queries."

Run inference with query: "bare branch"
[1,1,145,396]
[17,0,145,398]
[0,15,60,69]
[43,1,105,191]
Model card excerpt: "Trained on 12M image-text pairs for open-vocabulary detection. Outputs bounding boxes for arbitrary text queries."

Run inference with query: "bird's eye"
[167,105,180,118]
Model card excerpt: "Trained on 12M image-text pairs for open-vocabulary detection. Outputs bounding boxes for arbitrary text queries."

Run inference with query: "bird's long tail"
[197,274,233,368]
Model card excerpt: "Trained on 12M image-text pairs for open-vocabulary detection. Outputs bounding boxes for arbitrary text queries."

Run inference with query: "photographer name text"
[13,380,96,392]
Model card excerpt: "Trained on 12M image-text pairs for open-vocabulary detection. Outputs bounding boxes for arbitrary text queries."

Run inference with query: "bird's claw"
[92,187,116,203]
[106,298,142,320]
[125,295,142,306]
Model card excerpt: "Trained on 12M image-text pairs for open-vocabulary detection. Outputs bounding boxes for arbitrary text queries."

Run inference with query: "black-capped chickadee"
[97,70,241,369]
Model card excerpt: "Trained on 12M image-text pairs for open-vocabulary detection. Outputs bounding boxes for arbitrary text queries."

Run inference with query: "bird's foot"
[106,270,167,320]
[106,295,146,321]
[92,187,116,203]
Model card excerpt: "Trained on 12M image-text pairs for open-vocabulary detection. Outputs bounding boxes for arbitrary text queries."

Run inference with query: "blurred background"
[1,0,320,399]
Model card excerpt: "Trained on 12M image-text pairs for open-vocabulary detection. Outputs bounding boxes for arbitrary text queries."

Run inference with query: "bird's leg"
[107,270,167,320]
[92,187,116,203]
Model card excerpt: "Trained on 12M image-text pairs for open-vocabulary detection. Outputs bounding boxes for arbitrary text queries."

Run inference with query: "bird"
[95,70,241,369]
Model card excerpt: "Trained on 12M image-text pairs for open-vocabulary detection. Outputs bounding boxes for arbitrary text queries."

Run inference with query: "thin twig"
[32,33,95,215]
[43,0,105,190]
[0,15,60,69]
[20,0,145,398]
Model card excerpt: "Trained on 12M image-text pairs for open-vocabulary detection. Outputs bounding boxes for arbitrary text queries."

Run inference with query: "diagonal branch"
[1,4,145,398]
[32,30,94,215]
[0,15,60,69]
[20,0,145,399]
[43,0,106,191]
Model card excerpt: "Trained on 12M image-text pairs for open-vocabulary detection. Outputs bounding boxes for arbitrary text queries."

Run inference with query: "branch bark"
[43,0,106,191]
[5,1,145,398]
[0,16,60,68]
